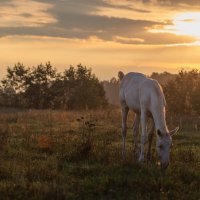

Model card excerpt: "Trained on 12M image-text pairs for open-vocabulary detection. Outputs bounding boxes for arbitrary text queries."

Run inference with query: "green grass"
[0,109,199,200]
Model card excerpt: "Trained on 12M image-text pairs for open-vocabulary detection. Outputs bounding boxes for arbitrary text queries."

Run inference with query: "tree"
[1,63,107,110]
[150,71,176,85]
[102,77,120,105]
[59,64,107,109]
[24,62,57,109]
[0,82,18,107]
[164,69,200,116]
[191,81,200,115]
[1,63,30,107]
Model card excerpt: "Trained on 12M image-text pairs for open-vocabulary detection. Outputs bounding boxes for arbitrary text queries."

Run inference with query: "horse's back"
[119,72,147,112]
[139,79,166,112]
[119,72,165,113]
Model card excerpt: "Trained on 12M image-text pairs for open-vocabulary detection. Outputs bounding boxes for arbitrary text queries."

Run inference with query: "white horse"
[118,71,179,169]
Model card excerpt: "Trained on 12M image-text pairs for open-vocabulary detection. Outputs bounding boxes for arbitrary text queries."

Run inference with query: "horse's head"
[156,127,179,169]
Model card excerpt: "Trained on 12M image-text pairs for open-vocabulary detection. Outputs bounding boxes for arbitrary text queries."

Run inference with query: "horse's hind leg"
[121,106,129,160]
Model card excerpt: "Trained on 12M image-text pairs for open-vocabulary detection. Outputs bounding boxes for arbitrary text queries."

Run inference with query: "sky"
[1,0,200,80]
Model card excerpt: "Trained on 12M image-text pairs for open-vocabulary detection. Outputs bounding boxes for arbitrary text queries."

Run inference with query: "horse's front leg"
[147,119,155,161]
[139,109,147,163]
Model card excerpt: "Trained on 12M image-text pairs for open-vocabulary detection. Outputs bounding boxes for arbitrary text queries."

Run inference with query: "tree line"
[1,63,200,116]
[164,69,200,116]
[0,63,107,110]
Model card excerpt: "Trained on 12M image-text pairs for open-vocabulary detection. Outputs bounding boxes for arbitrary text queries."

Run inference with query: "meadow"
[0,108,199,200]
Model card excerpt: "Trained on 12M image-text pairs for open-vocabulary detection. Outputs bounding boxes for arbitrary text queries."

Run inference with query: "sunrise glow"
[151,12,200,39]
[0,0,200,79]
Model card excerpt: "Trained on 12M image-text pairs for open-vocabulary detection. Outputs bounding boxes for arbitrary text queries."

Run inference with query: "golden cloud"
[0,0,57,27]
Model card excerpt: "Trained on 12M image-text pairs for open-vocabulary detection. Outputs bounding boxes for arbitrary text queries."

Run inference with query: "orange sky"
[0,0,200,80]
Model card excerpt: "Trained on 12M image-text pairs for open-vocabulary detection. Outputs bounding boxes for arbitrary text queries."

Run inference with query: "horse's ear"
[118,71,124,81]
[157,129,162,137]
[170,127,179,137]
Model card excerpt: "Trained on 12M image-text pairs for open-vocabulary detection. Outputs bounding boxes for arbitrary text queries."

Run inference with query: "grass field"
[0,109,199,200]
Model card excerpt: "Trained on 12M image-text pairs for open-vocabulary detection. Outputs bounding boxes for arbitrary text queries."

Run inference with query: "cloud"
[129,0,200,6]
[156,0,200,6]
[0,0,57,27]
[0,0,198,45]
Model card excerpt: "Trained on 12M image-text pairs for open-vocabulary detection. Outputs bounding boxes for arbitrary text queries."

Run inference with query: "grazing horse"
[118,71,179,169]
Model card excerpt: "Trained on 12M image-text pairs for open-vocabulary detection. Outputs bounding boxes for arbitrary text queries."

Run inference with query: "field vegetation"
[0,64,200,199]
[0,109,199,200]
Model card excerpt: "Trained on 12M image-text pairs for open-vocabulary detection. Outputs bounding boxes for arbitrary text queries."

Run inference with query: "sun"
[171,13,200,38]
[150,12,200,39]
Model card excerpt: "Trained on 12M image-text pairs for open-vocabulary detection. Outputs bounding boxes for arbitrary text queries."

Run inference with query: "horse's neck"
[152,107,168,133]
